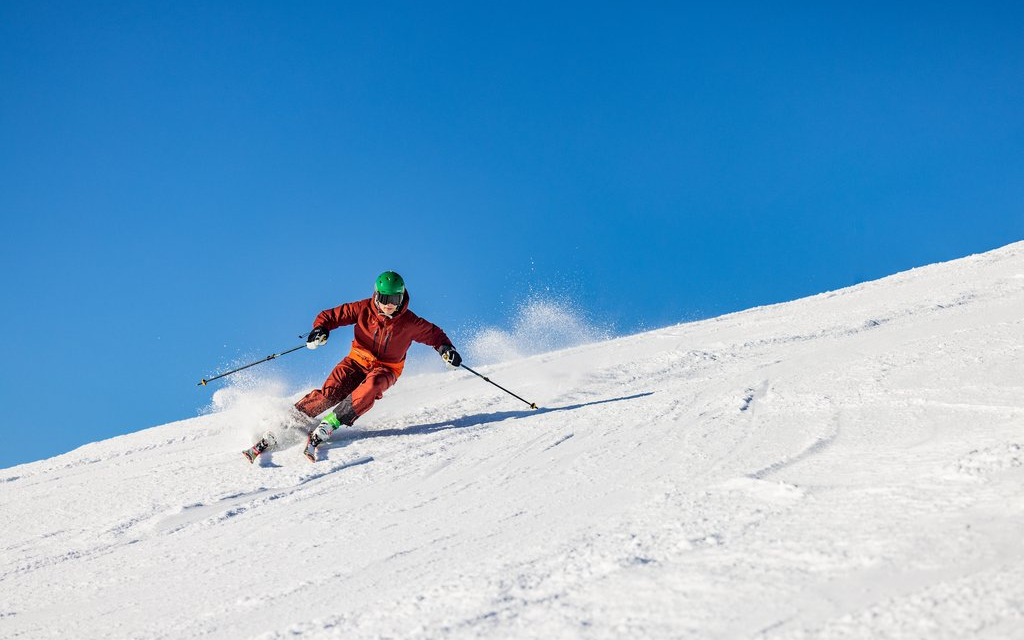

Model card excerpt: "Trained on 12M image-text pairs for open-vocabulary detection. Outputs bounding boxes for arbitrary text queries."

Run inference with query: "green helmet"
[375,271,405,296]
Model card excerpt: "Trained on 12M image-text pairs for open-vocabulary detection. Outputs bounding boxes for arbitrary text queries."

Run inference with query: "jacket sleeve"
[312,300,364,332]
[408,313,453,350]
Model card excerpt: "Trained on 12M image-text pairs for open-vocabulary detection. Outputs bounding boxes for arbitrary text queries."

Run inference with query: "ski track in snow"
[155,456,375,536]
[2,242,1024,639]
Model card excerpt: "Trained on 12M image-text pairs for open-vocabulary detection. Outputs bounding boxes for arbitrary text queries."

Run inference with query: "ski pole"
[197,343,306,387]
[460,363,539,410]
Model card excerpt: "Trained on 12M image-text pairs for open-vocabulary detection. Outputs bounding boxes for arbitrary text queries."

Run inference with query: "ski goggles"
[376,292,404,306]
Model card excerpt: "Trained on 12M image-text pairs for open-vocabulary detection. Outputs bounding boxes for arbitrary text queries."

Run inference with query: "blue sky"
[2,2,1022,468]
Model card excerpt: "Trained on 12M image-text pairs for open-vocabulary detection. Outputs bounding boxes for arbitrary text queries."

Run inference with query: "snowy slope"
[2,243,1023,640]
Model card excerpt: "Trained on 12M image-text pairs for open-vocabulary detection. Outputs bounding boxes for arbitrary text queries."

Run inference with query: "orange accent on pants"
[294,353,399,423]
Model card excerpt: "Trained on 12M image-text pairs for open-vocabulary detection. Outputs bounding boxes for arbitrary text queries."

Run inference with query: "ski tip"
[242,450,256,464]
[530,403,538,410]
[303,445,317,463]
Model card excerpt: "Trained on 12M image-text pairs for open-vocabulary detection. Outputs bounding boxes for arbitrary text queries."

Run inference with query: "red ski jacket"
[311,291,452,378]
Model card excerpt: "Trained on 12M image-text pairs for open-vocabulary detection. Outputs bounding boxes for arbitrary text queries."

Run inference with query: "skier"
[287,270,461,462]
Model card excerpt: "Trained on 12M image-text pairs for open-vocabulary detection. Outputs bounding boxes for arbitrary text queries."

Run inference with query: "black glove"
[438,345,462,367]
[306,326,329,349]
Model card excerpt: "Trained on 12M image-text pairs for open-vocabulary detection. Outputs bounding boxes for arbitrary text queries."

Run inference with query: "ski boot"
[243,430,278,464]
[304,413,342,463]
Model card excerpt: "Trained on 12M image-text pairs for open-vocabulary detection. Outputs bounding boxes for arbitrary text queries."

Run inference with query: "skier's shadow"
[330,392,655,445]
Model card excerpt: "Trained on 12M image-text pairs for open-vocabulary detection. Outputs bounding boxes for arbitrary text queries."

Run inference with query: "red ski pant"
[294,356,398,425]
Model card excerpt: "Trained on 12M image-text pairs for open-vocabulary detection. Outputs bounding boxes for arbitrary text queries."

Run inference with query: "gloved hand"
[306,326,329,349]
[438,345,462,367]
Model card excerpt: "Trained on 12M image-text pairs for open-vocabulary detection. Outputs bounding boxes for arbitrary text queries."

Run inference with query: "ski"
[242,431,278,464]
[243,427,347,465]
[302,421,337,463]
[303,431,319,463]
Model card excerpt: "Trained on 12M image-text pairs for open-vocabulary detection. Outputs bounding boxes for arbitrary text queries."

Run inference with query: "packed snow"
[2,243,1023,639]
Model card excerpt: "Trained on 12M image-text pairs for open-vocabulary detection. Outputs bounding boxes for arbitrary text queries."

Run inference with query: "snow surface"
[2,243,1023,640]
